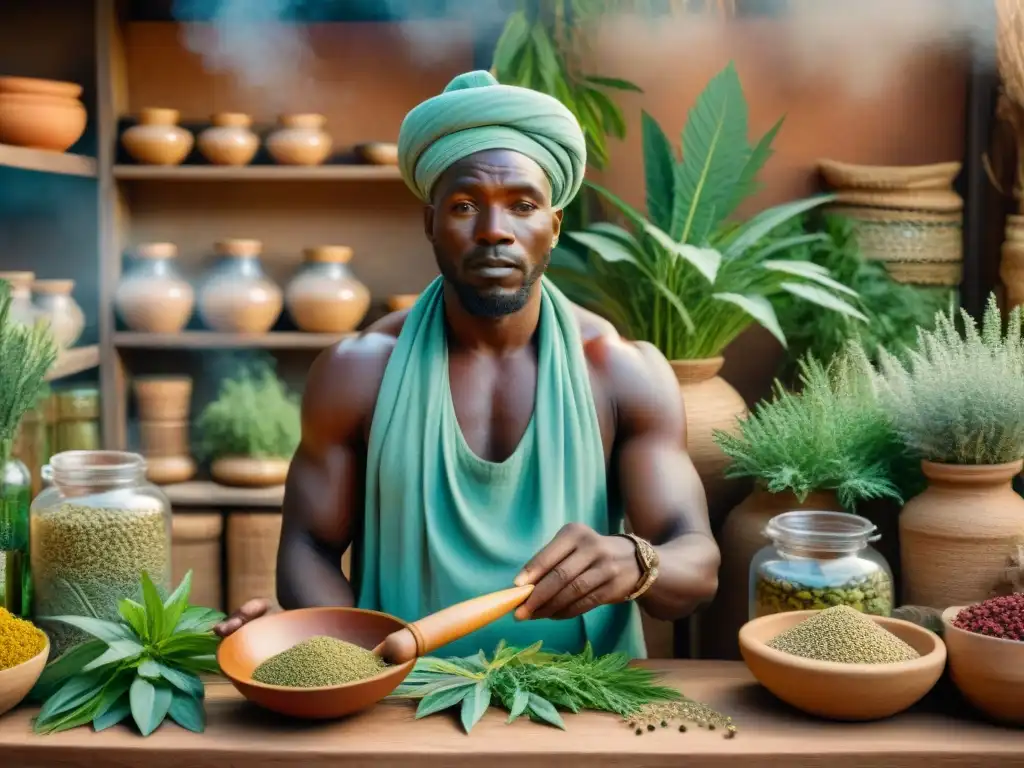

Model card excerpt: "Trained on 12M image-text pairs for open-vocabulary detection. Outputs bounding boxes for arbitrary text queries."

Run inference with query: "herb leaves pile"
[388,641,680,733]
[30,570,225,736]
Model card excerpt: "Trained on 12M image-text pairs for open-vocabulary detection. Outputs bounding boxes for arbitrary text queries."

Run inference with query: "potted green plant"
[196,363,301,488]
[0,279,57,618]
[551,61,865,516]
[872,294,1024,610]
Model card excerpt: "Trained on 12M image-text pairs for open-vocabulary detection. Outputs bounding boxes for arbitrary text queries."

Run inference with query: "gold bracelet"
[616,532,660,601]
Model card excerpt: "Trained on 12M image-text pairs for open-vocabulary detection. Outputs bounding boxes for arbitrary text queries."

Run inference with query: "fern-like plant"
[712,347,909,510]
[873,294,1024,465]
[195,363,301,461]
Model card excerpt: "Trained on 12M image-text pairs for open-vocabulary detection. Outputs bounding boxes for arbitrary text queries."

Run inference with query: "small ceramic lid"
[0,271,36,289]
[136,242,178,259]
[32,279,75,295]
[211,112,253,128]
[277,113,326,129]
[304,245,353,264]
[215,238,263,257]
[139,107,181,125]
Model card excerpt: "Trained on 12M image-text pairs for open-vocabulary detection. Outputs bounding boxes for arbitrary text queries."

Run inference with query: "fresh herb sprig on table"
[387,641,681,733]
[29,570,226,736]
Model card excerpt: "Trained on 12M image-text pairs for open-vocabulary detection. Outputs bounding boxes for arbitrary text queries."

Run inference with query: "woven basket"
[833,189,963,213]
[827,204,963,286]
[226,512,282,614]
[818,158,961,192]
[172,512,223,612]
[1001,239,1024,309]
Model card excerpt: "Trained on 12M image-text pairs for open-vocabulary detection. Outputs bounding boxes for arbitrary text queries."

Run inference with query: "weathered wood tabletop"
[2,661,1022,768]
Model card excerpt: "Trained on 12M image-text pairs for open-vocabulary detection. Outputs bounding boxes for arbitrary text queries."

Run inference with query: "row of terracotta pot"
[0,76,87,153]
[0,270,84,349]
[114,239,377,335]
[121,107,397,168]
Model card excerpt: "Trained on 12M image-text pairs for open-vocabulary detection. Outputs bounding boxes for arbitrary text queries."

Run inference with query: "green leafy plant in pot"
[196,362,300,488]
[700,347,910,658]
[872,294,1024,610]
[550,61,866,518]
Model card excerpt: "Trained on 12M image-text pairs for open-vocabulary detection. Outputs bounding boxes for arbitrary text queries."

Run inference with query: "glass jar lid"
[764,510,880,554]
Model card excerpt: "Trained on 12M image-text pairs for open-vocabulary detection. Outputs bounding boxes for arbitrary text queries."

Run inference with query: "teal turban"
[397,70,587,210]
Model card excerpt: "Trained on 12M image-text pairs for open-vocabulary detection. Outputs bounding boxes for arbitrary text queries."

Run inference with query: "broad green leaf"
[583,179,648,229]
[118,599,148,641]
[726,115,785,217]
[491,640,543,670]
[507,688,530,723]
[491,10,529,75]
[722,194,835,260]
[82,639,144,672]
[641,110,676,231]
[168,690,206,733]
[641,221,720,284]
[161,571,193,634]
[130,677,173,737]
[414,680,476,719]
[763,259,859,297]
[35,693,105,735]
[39,615,132,644]
[175,654,221,675]
[566,231,640,266]
[174,606,226,634]
[158,632,219,658]
[156,663,205,699]
[585,75,643,93]
[712,292,787,348]
[781,282,869,322]
[35,672,106,726]
[29,639,106,702]
[459,681,492,733]
[93,697,131,732]
[588,87,627,140]
[671,62,751,244]
[529,25,560,92]
[140,571,166,642]
[527,694,566,730]
[549,245,589,273]
[745,232,828,262]
[138,659,162,679]
[586,221,644,250]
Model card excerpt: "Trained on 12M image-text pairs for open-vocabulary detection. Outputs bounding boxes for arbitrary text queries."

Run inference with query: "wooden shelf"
[45,345,100,382]
[162,480,284,508]
[114,332,353,349]
[0,144,97,177]
[113,165,402,181]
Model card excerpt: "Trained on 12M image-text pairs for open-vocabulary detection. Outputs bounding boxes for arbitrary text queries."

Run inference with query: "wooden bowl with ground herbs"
[738,605,946,721]
[0,608,50,717]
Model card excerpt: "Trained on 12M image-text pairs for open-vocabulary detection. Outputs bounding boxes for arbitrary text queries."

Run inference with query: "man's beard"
[439,251,549,318]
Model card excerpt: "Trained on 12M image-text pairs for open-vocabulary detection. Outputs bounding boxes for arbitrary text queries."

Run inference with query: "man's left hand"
[512,523,642,621]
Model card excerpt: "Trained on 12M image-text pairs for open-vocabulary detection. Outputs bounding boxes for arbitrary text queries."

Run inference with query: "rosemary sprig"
[387,641,681,733]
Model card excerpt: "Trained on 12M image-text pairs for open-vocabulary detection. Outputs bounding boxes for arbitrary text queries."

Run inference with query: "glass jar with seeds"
[749,510,893,621]
[30,450,172,656]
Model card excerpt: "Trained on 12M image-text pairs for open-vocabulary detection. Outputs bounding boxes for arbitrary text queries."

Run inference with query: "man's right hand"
[213,598,272,637]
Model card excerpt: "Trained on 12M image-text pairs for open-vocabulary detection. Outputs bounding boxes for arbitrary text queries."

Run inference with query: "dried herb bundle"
[388,641,680,733]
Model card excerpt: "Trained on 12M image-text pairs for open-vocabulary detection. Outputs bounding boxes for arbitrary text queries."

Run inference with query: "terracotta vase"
[900,460,1024,609]
[698,487,843,660]
[31,279,84,349]
[197,112,259,166]
[114,242,195,333]
[198,239,283,333]
[211,456,290,488]
[121,107,194,166]
[670,358,749,521]
[133,376,193,421]
[145,455,197,485]
[285,245,371,333]
[266,113,332,166]
[0,91,87,152]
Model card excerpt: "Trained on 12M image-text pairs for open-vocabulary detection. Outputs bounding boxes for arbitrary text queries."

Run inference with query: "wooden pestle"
[373,585,535,664]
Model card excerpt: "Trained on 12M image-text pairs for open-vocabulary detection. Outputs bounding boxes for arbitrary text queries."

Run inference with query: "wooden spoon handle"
[374,585,534,663]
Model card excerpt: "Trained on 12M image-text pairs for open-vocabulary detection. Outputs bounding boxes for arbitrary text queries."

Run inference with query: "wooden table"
[2,661,1022,768]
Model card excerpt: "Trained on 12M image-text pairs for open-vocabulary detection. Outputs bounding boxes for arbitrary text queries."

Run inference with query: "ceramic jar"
[197,112,259,166]
[121,107,194,166]
[0,77,87,152]
[0,271,44,327]
[31,279,84,349]
[114,243,195,333]
[198,239,282,333]
[266,113,332,166]
[285,246,370,333]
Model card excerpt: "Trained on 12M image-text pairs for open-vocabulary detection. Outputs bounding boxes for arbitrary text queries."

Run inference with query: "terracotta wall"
[578,13,970,404]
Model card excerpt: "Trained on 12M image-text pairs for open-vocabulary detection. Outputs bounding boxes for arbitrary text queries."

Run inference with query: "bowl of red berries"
[942,594,1024,726]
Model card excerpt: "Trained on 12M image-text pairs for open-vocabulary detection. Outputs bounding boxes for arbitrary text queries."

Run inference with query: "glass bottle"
[114,242,195,334]
[198,238,282,333]
[55,388,101,452]
[0,456,32,618]
[31,279,85,350]
[749,510,894,620]
[30,450,172,656]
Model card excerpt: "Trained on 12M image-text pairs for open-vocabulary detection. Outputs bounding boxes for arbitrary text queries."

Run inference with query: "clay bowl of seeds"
[218,585,533,719]
[739,606,946,721]
[0,635,49,717]
[942,601,1024,726]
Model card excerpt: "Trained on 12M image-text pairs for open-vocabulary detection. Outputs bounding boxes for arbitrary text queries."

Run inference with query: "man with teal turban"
[216,71,719,662]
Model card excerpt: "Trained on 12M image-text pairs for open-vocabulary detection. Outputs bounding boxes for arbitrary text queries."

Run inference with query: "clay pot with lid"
[266,113,332,166]
[31,279,84,349]
[198,239,283,333]
[121,108,194,166]
[0,271,44,326]
[900,460,1024,609]
[285,246,370,333]
[114,242,195,333]
[197,112,259,166]
[0,77,87,152]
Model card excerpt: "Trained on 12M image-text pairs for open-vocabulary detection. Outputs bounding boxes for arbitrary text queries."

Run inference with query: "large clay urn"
[698,487,843,660]
[266,113,332,166]
[670,358,749,522]
[900,460,1024,609]
[285,245,370,333]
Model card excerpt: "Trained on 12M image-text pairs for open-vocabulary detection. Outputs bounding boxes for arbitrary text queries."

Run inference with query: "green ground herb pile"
[388,641,690,733]
[251,635,387,688]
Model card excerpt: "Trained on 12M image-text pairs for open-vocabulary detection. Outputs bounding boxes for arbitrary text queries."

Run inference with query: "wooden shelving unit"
[113,165,402,181]
[0,143,97,177]
[45,344,100,381]
[114,331,353,349]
